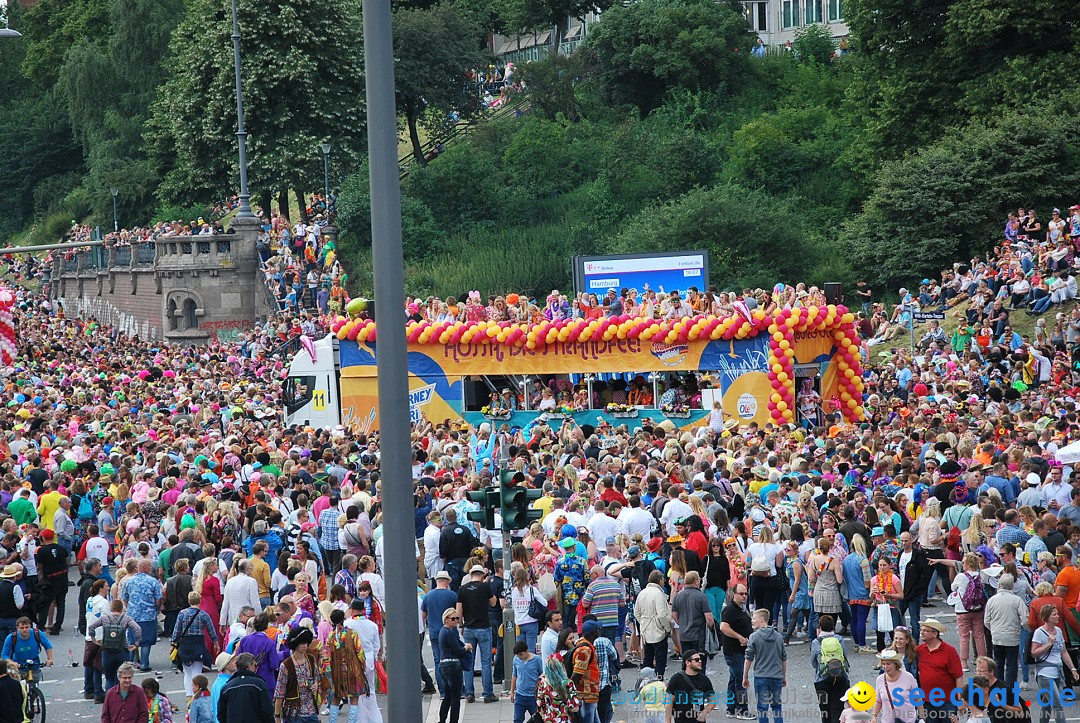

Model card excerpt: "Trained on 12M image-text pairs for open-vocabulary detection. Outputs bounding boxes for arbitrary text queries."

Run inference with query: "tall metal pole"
[110,188,119,232]
[363,0,421,718]
[320,143,331,210]
[230,0,255,220]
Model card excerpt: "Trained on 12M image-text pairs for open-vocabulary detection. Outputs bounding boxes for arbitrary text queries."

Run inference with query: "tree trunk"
[407,106,427,166]
[295,188,309,224]
[277,188,290,221]
[257,190,272,219]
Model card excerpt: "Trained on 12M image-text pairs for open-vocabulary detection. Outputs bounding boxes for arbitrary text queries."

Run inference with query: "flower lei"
[877,571,894,601]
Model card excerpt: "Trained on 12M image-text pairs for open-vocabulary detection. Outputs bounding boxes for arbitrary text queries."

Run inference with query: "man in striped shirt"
[581,564,625,650]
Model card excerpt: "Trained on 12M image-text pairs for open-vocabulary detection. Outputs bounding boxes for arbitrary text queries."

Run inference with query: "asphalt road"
[32,593,981,723]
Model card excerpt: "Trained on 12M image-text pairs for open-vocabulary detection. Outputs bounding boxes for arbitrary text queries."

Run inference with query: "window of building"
[781,0,800,28]
[744,1,768,32]
[827,0,843,21]
[804,0,822,25]
[183,299,198,330]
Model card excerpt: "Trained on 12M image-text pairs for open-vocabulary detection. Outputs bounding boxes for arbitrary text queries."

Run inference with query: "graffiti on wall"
[201,319,254,343]
[59,295,160,340]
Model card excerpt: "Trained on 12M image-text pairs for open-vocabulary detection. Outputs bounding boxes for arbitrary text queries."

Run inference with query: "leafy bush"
[335,163,445,266]
[793,24,836,66]
[842,110,1080,291]
[605,182,823,290]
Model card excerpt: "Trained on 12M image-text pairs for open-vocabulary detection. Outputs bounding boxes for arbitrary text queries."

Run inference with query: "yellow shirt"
[36,491,63,531]
[532,495,555,518]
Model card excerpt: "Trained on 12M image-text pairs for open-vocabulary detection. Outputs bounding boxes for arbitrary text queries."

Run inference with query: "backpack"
[961,571,987,611]
[819,635,846,679]
[946,527,962,553]
[77,493,94,521]
[101,618,127,651]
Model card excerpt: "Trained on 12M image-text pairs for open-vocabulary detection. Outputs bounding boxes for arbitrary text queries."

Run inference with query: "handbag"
[876,603,895,633]
[170,611,198,663]
[527,587,548,622]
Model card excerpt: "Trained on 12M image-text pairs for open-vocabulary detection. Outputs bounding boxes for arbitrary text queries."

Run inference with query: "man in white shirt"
[227,606,255,650]
[659,487,693,537]
[618,495,656,539]
[220,560,261,626]
[422,511,445,585]
[1042,466,1072,512]
[586,502,618,546]
[664,292,694,320]
[541,500,569,537]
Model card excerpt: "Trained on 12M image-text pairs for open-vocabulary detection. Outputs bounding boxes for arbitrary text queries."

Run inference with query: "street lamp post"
[110,188,119,232]
[320,143,331,211]
[229,0,255,220]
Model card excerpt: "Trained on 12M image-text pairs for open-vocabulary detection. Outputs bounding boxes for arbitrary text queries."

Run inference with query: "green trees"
[149,0,367,216]
[393,4,486,166]
[585,0,751,114]
[843,112,1080,290]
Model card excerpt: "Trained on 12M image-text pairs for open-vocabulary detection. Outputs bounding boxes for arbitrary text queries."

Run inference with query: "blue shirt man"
[1,618,53,668]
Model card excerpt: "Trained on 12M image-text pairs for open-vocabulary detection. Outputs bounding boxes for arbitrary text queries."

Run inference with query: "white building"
[491,2,848,61]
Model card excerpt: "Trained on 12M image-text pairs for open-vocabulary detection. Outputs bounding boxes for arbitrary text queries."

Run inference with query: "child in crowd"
[188,674,214,723]
[637,667,666,723]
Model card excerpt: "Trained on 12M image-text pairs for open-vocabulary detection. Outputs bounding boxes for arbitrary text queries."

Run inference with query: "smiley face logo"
[846,681,876,711]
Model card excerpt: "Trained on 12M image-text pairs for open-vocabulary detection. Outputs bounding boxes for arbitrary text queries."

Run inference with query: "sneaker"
[422,684,437,695]
[466,695,475,703]
[94,698,106,705]
[483,696,499,704]
[83,693,95,700]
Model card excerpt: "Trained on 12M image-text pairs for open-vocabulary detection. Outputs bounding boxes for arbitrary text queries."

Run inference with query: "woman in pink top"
[869,557,903,652]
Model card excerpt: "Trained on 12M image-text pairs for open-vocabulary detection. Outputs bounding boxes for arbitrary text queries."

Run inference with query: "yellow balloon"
[777,372,788,384]
[777,401,787,412]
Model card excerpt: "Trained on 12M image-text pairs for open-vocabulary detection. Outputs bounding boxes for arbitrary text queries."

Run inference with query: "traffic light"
[499,469,543,529]
[466,488,499,530]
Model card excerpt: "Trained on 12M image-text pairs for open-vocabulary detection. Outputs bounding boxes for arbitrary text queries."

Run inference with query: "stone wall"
[49,216,270,344]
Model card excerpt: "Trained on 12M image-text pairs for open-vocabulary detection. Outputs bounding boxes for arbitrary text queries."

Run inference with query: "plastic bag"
[876,603,894,633]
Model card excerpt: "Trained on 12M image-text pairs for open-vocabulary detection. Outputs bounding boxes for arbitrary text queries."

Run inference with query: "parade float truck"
[283,305,866,433]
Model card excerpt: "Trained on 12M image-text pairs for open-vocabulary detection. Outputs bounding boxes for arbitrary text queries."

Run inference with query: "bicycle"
[21,660,46,723]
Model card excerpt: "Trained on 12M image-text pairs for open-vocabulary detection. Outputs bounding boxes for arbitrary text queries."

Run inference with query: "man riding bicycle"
[0,617,54,671]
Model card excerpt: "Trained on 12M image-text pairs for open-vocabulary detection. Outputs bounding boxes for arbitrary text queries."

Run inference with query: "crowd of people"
[0,202,1079,723]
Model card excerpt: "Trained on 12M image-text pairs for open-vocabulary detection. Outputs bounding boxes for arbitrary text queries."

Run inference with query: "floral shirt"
[554,553,588,607]
[870,539,901,572]
[121,572,162,623]
[536,676,581,723]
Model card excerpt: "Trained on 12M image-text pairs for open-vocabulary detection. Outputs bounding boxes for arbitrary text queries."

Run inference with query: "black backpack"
[101,618,127,651]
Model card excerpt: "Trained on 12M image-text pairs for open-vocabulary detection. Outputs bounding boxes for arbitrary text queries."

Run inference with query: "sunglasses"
[448,616,460,621]
[688,656,704,662]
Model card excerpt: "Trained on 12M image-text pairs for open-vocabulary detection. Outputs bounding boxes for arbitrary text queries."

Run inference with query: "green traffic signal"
[466,488,498,530]
[499,471,543,529]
